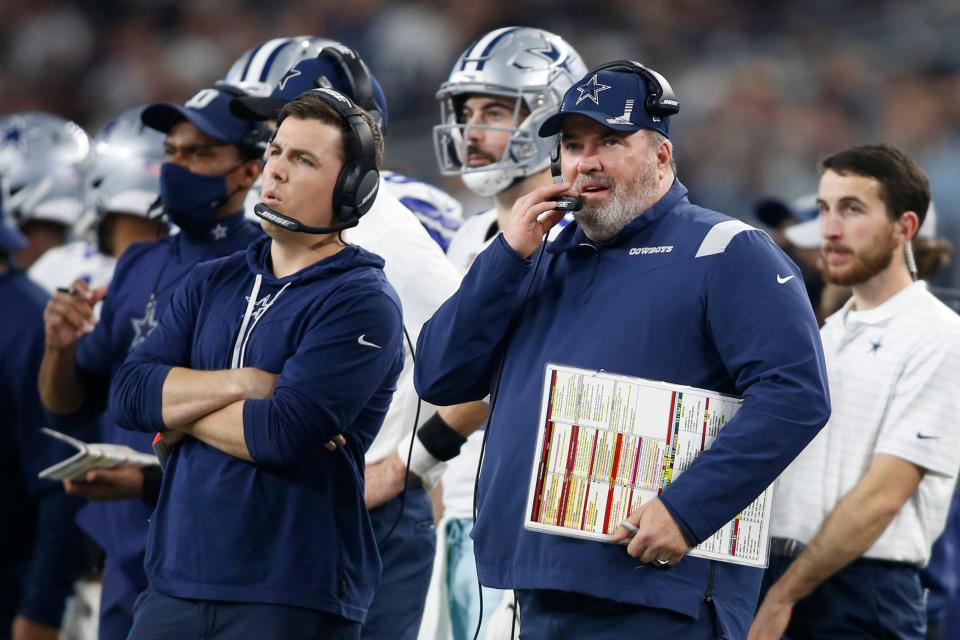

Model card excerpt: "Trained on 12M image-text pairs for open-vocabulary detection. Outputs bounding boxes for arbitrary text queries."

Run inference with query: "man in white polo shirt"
[750,144,960,640]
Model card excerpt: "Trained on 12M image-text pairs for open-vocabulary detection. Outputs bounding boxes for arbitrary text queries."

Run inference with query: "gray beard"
[574,168,662,242]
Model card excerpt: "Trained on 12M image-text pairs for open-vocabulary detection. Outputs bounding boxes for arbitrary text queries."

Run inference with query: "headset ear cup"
[353,169,380,218]
[332,161,357,222]
[551,142,562,180]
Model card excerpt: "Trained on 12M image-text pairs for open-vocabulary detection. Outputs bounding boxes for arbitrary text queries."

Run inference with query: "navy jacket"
[414,181,831,637]
[49,212,262,634]
[110,236,404,622]
[1,268,88,629]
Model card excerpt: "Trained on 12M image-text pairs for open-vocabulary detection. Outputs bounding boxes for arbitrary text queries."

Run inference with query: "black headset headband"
[317,45,385,133]
[587,60,679,120]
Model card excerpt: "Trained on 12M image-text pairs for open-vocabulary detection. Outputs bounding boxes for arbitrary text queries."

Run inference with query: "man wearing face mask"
[37,85,265,640]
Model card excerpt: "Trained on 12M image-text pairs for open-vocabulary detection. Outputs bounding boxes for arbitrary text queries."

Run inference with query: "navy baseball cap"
[754,194,819,229]
[230,53,388,128]
[539,69,672,138]
[141,86,259,148]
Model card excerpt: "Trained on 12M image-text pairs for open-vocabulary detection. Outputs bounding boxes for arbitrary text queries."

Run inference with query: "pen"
[619,521,638,536]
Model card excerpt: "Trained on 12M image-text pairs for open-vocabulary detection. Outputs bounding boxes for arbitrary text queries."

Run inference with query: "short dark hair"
[276,92,384,169]
[820,144,930,227]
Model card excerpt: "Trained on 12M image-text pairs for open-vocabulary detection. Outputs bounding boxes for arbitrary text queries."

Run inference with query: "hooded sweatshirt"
[110,235,404,622]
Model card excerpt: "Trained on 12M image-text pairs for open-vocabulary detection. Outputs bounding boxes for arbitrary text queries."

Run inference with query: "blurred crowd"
[2,0,960,279]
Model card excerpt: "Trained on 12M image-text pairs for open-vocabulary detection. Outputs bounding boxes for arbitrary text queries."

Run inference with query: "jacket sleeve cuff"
[658,493,702,546]
[144,365,174,431]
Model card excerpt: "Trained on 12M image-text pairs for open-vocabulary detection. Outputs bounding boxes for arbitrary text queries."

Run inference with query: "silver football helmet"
[79,106,165,235]
[222,35,339,97]
[0,112,89,228]
[434,27,587,196]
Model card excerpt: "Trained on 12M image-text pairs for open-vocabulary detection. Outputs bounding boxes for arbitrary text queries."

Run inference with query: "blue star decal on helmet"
[278,67,302,92]
[2,127,21,144]
[513,43,562,70]
[575,74,612,106]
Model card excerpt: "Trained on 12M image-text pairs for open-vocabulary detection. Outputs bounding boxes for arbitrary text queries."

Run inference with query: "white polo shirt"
[771,282,960,565]
[344,179,462,465]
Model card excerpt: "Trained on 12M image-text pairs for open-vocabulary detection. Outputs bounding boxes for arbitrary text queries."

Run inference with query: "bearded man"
[751,144,960,640]
[414,62,831,640]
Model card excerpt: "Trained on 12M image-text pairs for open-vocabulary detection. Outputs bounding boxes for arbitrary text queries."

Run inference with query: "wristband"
[417,412,468,461]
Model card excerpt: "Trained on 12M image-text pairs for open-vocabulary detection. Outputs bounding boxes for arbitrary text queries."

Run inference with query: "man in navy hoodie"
[111,89,404,639]
[414,63,832,639]
[37,86,265,639]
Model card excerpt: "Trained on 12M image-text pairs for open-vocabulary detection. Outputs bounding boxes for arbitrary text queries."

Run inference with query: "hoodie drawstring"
[231,274,292,368]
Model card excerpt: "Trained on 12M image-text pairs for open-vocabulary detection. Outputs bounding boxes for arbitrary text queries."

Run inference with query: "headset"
[316,44,386,133]
[550,60,680,180]
[254,88,380,234]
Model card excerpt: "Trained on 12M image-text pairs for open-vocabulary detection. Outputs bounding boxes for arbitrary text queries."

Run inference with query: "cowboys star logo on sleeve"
[575,74,612,106]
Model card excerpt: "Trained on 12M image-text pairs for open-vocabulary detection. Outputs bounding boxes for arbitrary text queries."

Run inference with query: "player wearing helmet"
[0,112,89,269]
[420,27,587,640]
[29,106,168,295]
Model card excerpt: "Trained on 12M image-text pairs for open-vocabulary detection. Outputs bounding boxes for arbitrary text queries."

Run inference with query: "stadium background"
[2,0,959,285]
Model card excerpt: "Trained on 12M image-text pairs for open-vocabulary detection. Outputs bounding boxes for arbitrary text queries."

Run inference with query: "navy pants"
[128,587,360,639]
[98,557,144,640]
[515,589,720,640]
[361,486,436,640]
[760,553,926,639]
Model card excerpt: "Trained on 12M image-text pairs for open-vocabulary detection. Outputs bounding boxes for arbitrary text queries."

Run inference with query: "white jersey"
[247,170,464,254]
[28,240,116,294]
[381,171,463,253]
[446,208,498,275]
[771,282,960,565]
[345,177,462,465]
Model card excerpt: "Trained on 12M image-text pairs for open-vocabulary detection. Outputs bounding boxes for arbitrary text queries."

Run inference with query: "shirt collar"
[548,179,689,254]
[831,281,928,328]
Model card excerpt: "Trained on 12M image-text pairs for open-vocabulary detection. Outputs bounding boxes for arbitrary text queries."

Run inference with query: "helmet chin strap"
[254,202,358,234]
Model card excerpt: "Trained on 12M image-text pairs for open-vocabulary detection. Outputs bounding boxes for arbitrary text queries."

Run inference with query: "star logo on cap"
[575,74,611,106]
[211,223,228,240]
[278,68,301,92]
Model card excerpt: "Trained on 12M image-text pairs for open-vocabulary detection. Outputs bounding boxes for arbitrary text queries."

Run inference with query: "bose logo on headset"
[312,88,352,106]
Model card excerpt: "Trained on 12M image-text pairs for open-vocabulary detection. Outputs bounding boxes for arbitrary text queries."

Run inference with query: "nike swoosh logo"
[777,274,795,284]
[916,433,939,440]
[357,334,381,349]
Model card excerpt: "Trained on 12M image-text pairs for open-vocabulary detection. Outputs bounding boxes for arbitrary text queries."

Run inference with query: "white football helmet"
[79,106,165,236]
[0,112,89,229]
[434,27,587,196]
[222,36,339,97]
